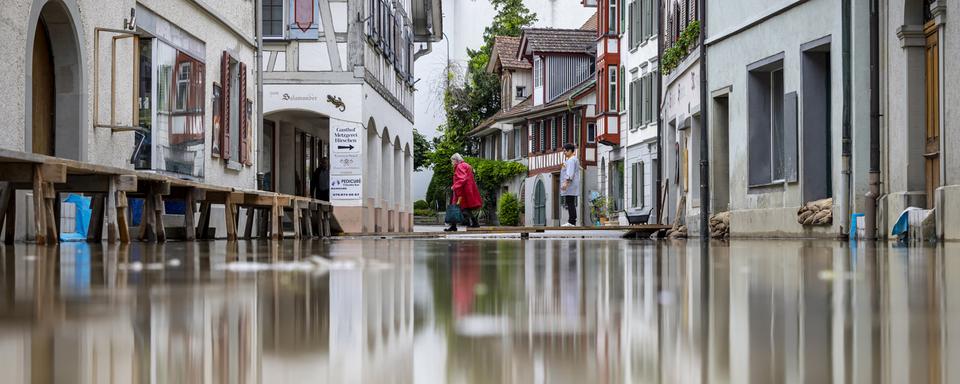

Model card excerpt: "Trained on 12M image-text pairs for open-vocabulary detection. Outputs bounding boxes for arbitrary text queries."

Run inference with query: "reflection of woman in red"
[451,243,481,318]
[447,153,482,231]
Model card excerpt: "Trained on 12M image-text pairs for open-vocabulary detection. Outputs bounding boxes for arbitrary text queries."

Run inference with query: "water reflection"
[0,240,957,383]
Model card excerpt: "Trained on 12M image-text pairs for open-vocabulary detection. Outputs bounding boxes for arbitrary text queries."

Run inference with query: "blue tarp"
[60,194,92,242]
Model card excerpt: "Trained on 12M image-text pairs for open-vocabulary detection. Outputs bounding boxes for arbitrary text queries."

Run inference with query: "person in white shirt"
[560,143,580,226]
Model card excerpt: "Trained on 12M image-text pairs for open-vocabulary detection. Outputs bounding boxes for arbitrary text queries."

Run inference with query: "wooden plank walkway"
[341,224,670,239]
[0,148,331,244]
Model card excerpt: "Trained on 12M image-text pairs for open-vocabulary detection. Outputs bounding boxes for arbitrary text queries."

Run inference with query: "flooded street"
[0,239,958,383]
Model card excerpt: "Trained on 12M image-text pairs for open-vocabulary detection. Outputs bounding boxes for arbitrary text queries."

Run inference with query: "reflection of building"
[259,0,443,233]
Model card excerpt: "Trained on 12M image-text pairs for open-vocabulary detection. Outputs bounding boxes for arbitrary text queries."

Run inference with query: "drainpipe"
[698,0,710,240]
[656,0,664,226]
[255,0,264,188]
[840,0,852,237]
[865,0,880,240]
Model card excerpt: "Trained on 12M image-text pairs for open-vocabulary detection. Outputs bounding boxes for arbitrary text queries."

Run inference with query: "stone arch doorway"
[26,0,86,160]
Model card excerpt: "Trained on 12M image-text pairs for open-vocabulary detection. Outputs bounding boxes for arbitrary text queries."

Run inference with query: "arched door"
[32,18,55,156]
[534,179,546,226]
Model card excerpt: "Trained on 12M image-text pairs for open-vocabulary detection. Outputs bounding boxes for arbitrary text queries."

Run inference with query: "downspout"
[255,0,265,189]
[840,0,852,237]
[865,0,880,240]
[698,0,709,240]
[656,0,664,226]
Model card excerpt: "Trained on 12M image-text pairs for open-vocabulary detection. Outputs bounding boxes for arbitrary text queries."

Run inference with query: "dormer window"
[516,86,526,98]
[534,56,542,87]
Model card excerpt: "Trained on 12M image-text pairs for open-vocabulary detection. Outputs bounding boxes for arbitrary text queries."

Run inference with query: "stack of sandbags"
[666,225,688,238]
[797,198,833,226]
[709,212,731,239]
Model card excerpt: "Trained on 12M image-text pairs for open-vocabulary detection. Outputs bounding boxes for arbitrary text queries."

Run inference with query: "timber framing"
[0,148,331,244]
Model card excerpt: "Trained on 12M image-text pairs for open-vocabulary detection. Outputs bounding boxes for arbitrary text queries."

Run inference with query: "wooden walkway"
[0,148,331,244]
[342,224,670,239]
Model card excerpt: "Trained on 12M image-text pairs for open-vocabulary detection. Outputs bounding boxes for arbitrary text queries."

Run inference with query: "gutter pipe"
[698,0,710,240]
[840,0,852,237]
[865,0,880,240]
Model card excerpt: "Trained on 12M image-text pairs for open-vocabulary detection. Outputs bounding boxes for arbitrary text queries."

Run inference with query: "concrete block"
[937,185,960,241]
[729,206,837,239]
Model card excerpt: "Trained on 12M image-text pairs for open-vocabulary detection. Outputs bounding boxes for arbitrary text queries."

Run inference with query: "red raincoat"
[451,162,482,209]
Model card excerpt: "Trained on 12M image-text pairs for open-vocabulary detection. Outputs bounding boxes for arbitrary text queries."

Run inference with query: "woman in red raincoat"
[447,153,482,231]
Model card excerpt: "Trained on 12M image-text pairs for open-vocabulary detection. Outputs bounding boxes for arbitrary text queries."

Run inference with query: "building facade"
[661,0,702,233]
[3,0,261,240]
[879,0,960,240]
[258,0,441,233]
[704,0,871,238]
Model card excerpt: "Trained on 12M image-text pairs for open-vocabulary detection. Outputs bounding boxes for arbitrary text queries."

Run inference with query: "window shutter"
[239,61,249,165]
[220,51,231,160]
[784,91,799,182]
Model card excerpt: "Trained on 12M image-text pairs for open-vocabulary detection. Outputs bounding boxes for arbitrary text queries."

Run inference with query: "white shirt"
[560,156,580,197]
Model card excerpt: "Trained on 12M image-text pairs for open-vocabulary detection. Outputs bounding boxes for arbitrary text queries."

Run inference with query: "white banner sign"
[330,175,363,200]
[331,125,363,173]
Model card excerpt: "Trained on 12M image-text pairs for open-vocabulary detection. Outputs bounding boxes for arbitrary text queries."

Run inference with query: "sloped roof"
[519,28,597,56]
[469,97,534,137]
[489,36,531,72]
[468,76,597,137]
[579,13,598,31]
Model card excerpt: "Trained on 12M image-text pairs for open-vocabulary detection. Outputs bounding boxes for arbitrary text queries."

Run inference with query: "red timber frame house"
[516,26,600,177]
[592,0,621,146]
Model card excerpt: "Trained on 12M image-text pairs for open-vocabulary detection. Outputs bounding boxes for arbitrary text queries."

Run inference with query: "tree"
[412,129,431,171]
[424,0,537,207]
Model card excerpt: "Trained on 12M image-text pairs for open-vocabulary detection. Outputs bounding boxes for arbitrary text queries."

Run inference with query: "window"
[263,0,284,38]
[629,0,637,48]
[631,162,639,207]
[642,0,653,39]
[534,56,542,87]
[587,122,597,143]
[630,78,641,129]
[538,121,544,152]
[551,118,558,150]
[620,66,626,112]
[643,73,652,124]
[513,128,521,159]
[608,65,618,112]
[574,113,581,144]
[748,57,786,186]
[175,62,191,111]
[639,161,645,207]
[516,86,526,98]
[561,115,568,145]
[608,0,618,34]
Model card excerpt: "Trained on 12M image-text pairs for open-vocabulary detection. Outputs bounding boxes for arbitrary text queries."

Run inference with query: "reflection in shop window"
[135,37,206,178]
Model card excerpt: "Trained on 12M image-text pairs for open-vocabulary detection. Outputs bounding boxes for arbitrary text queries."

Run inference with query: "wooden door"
[32,20,55,156]
[924,21,940,208]
[552,173,561,225]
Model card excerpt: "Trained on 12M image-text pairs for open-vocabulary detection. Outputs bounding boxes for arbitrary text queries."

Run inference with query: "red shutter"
[220,51,231,160]
[238,62,249,165]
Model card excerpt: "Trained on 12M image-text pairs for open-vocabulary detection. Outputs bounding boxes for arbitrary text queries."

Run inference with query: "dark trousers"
[563,196,577,225]
[449,208,477,229]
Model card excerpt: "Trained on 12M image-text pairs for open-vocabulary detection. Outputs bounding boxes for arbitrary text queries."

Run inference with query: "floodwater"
[0,238,957,384]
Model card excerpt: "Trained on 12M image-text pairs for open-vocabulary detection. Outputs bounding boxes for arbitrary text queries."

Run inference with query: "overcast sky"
[412,0,592,201]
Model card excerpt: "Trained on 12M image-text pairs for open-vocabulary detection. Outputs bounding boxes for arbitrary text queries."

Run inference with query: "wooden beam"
[225,199,237,241]
[0,183,11,240]
[4,184,16,245]
[184,189,196,241]
[59,174,137,193]
[292,200,301,239]
[106,178,119,243]
[139,185,155,242]
[270,196,281,241]
[0,163,66,184]
[43,182,58,244]
[153,192,166,242]
[117,191,130,243]
[32,166,46,245]
[197,202,211,240]
[244,207,255,239]
[87,194,105,243]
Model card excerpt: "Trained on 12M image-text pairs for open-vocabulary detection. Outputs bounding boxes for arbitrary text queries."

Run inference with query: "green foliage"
[425,157,527,214]
[425,0,537,207]
[413,129,432,172]
[497,193,521,226]
[414,208,436,217]
[413,200,430,210]
[662,21,700,75]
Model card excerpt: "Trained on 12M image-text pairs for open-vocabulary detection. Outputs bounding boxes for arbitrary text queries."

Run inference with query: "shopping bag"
[445,204,463,225]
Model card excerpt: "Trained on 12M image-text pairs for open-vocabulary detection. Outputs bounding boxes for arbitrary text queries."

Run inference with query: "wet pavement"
[0,239,957,383]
